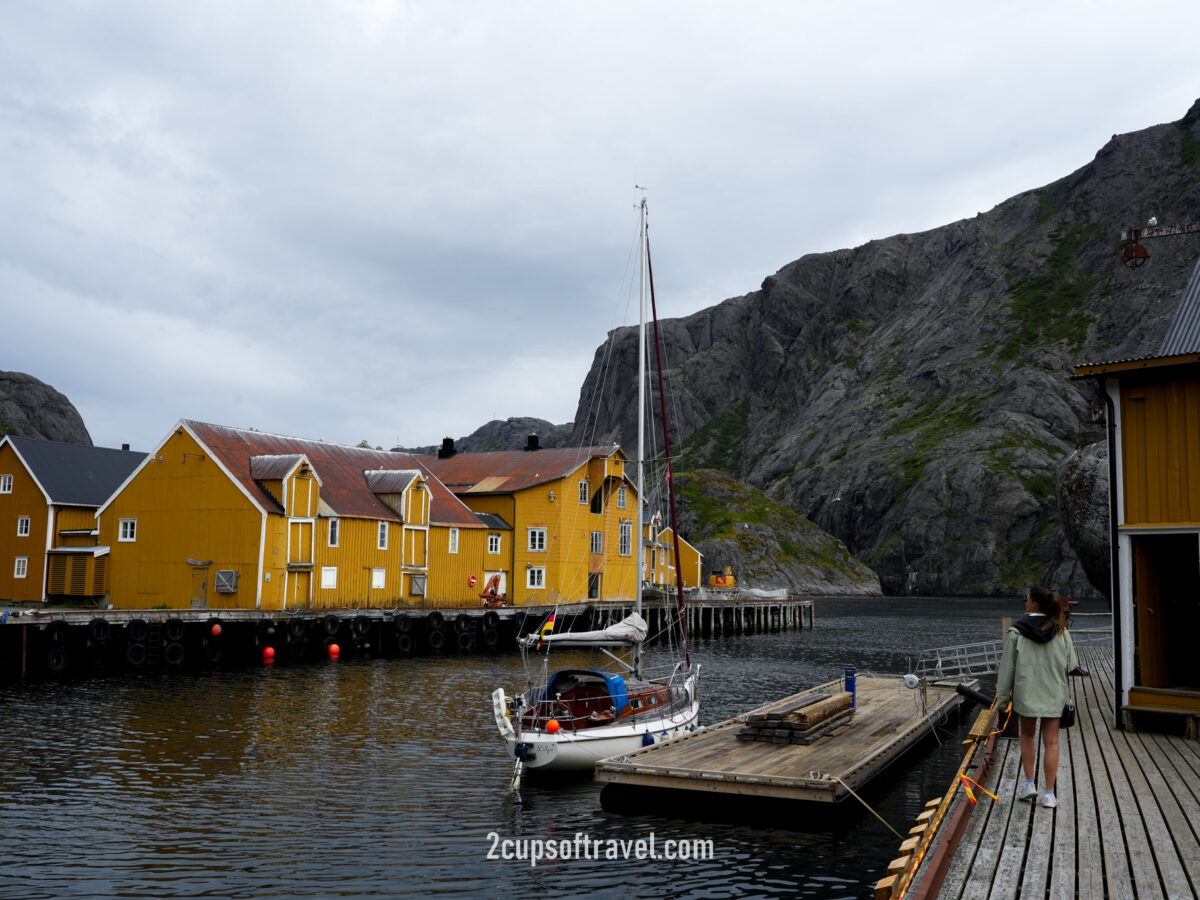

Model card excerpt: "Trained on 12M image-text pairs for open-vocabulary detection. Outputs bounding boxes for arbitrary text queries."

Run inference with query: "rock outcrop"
[572,99,1200,597]
[1055,441,1112,601]
[402,417,574,454]
[0,372,91,444]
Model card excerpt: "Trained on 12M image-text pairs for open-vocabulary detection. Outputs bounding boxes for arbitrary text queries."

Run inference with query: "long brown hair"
[1028,586,1068,634]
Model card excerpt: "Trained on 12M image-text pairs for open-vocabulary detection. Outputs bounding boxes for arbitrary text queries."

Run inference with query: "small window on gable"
[488,533,501,554]
[449,527,459,554]
[0,475,12,493]
[578,479,589,504]
[328,518,339,547]
[617,485,627,509]
[17,516,30,537]
[378,521,388,550]
[119,519,137,542]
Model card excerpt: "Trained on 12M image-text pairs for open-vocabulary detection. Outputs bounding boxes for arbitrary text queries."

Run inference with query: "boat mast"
[633,196,648,679]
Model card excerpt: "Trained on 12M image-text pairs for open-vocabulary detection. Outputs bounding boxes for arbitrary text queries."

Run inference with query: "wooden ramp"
[595,675,966,803]
[899,646,1200,899]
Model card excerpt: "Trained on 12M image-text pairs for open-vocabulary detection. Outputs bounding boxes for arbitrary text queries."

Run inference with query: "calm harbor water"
[0,596,1043,899]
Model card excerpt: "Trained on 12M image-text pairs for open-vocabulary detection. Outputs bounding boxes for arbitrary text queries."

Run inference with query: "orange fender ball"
[262,646,275,661]
[328,643,340,657]
[546,719,560,734]
[210,623,222,637]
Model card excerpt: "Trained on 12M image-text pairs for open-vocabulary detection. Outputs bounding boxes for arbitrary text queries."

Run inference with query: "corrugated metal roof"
[1159,254,1200,355]
[418,446,623,495]
[249,454,308,480]
[363,469,419,494]
[3,437,144,506]
[186,421,479,526]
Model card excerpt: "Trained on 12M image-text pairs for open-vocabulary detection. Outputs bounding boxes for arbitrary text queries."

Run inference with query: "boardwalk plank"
[960,743,1022,898]
[1136,732,1200,896]
[1039,728,1070,900]
[936,742,1011,898]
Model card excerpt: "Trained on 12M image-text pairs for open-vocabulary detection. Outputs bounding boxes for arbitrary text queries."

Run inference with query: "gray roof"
[363,469,420,494]
[474,512,511,530]
[249,453,308,480]
[4,436,144,506]
[1159,254,1200,355]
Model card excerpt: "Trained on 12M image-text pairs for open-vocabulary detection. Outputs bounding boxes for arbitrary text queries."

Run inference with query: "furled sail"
[519,612,648,648]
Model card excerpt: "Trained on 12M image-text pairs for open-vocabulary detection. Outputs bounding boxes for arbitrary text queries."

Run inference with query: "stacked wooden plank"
[736,690,855,745]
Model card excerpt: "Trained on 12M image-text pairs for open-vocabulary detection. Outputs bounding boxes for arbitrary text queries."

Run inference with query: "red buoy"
[328,643,340,658]
[546,719,560,734]
[262,646,275,662]
[211,623,222,637]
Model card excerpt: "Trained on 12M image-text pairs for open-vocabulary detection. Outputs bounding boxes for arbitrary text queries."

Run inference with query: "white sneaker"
[1041,790,1057,809]
[1017,780,1038,801]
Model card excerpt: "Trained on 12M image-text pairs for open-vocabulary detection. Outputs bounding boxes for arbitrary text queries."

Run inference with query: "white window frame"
[578,479,589,504]
[17,516,30,537]
[590,530,603,554]
[377,521,388,550]
[328,517,339,548]
[371,567,386,589]
[320,566,337,590]
[118,518,137,542]
[448,527,459,554]
[528,527,546,552]
[0,474,11,493]
[617,485,627,509]
[618,520,632,556]
[488,532,501,554]
[526,566,545,589]
[14,557,27,579]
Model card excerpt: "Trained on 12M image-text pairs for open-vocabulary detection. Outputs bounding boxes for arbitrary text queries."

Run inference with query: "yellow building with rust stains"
[0,436,143,603]
[96,421,475,610]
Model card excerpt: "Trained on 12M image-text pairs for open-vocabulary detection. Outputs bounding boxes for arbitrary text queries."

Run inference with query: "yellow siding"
[101,429,265,610]
[0,444,49,603]
[286,467,319,517]
[310,511,429,608]
[426,525,489,607]
[1121,377,1200,526]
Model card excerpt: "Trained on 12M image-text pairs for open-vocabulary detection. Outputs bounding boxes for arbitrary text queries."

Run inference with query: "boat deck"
[594,675,966,803]
[900,646,1200,898]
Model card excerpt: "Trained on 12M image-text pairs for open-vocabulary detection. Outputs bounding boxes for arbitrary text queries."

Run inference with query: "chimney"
[438,437,456,459]
[524,434,540,452]
[121,443,130,452]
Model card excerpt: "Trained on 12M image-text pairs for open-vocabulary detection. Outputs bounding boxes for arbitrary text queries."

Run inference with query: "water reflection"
[0,596,1061,898]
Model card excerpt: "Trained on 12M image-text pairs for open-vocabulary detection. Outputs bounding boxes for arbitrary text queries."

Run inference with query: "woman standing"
[995,586,1079,809]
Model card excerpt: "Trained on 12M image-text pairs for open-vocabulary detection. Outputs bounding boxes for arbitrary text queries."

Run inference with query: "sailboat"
[490,197,700,778]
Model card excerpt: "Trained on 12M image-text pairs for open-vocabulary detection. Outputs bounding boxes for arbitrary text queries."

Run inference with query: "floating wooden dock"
[889,646,1200,899]
[595,675,967,804]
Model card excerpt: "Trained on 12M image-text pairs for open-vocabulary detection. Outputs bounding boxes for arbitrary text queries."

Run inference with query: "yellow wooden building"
[643,516,703,592]
[0,436,143,604]
[1074,258,1200,732]
[96,421,477,610]
[419,438,643,605]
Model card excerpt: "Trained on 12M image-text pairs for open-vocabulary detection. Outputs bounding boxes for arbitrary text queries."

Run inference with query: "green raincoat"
[995,616,1078,718]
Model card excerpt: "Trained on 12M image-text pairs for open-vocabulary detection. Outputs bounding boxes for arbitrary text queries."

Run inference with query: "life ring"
[397,633,413,656]
[127,619,149,643]
[288,618,306,639]
[88,618,111,643]
[483,611,499,629]
[323,613,340,635]
[428,629,446,653]
[46,647,67,673]
[163,642,185,666]
[468,574,477,588]
[164,618,185,643]
[125,642,146,666]
[427,611,444,630]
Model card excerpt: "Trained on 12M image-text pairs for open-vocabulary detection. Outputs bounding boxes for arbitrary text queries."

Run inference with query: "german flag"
[536,612,556,650]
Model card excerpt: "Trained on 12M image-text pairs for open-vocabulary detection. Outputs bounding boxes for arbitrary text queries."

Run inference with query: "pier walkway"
[897,646,1200,898]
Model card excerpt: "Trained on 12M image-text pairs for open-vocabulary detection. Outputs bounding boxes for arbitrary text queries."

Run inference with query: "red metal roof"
[185,421,481,527]
[416,445,623,495]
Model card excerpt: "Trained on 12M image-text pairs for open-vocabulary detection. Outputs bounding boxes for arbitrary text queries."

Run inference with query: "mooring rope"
[819,773,904,840]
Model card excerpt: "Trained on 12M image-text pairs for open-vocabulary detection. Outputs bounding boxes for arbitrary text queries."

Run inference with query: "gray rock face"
[1055,441,1112,601]
[0,371,91,444]
[403,417,574,454]
[572,99,1200,598]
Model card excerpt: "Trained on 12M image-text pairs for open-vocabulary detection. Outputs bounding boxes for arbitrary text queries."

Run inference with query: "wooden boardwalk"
[904,646,1200,899]
[595,675,966,803]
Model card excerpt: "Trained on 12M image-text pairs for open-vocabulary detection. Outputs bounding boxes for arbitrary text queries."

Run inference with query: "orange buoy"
[546,719,560,734]
[262,646,275,662]
[211,623,222,637]
[328,643,340,658]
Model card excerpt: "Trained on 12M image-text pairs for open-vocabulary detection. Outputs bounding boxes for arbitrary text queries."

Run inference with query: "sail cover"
[529,612,648,647]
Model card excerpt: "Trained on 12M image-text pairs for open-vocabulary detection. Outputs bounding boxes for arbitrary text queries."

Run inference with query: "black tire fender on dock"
[164,618,185,643]
[428,628,446,652]
[46,621,67,645]
[290,637,309,659]
[353,615,371,637]
[455,613,472,633]
[323,613,341,636]
[203,641,223,665]
[288,618,306,640]
[126,642,146,666]
[88,617,111,643]
[46,647,67,673]
[395,616,412,634]
[127,619,149,643]
[397,633,413,655]
[483,611,499,630]
[457,630,473,650]
[163,641,185,666]
[427,610,444,630]
[483,628,499,649]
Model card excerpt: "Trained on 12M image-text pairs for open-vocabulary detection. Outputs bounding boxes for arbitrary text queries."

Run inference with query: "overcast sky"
[4,2,1199,451]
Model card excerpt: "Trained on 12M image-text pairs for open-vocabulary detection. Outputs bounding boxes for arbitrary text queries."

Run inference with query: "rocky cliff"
[573,100,1200,597]
[0,371,91,444]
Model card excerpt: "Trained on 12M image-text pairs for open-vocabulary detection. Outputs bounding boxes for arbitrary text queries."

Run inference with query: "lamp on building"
[548,491,556,502]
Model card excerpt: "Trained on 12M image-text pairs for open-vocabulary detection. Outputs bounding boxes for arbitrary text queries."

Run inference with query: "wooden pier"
[595,675,967,804]
[889,646,1200,898]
